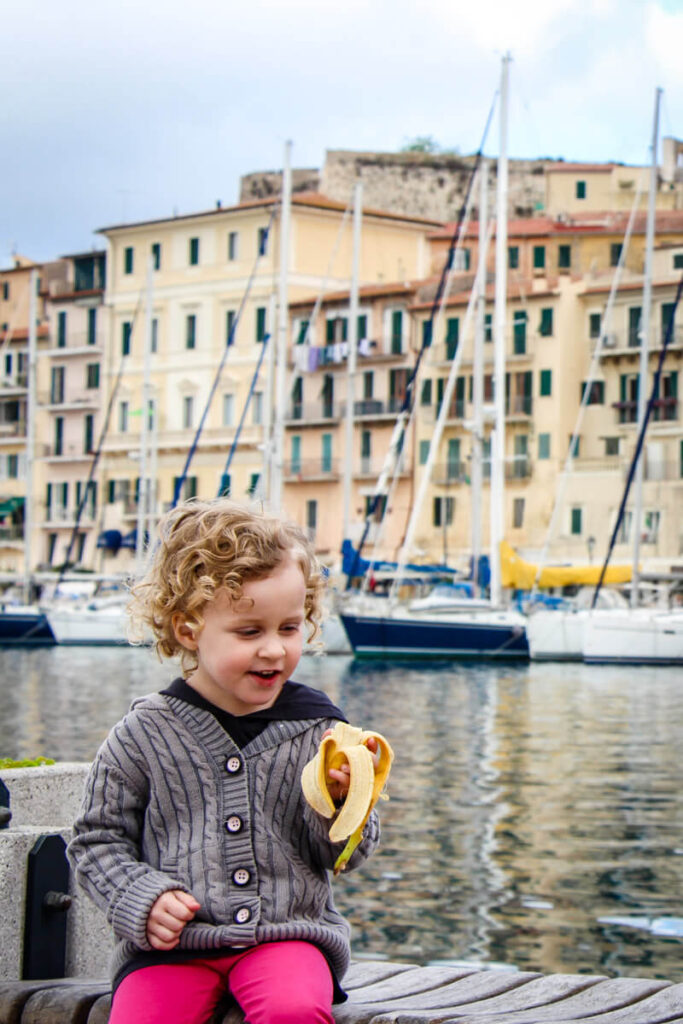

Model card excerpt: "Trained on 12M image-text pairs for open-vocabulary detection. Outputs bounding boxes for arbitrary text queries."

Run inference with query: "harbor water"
[1,646,682,982]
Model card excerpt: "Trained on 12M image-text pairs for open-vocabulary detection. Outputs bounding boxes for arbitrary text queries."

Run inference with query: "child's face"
[175,557,307,716]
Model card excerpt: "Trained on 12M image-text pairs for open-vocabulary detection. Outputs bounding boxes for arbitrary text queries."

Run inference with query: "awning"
[120,529,149,550]
[0,496,25,518]
[96,529,122,552]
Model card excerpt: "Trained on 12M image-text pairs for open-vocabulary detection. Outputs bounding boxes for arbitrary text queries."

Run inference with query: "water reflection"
[1,649,681,982]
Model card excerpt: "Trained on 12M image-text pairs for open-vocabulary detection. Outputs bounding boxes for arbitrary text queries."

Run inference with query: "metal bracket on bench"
[22,833,72,980]
[0,777,10,829]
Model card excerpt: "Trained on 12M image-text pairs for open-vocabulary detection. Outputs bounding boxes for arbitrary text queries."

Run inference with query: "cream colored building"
[96,194,440,572]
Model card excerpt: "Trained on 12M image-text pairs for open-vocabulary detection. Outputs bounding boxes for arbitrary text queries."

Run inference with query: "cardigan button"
[234,906,252,924]
[225,815,243,833]
[232,868,251,886]
[226,756,242,773]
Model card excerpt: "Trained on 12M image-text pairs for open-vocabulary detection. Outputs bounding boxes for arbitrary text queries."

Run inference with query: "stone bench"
[2,960,683,1023]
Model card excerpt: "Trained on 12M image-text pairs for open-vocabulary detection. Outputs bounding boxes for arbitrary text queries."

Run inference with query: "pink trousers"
[108,940,335,1024]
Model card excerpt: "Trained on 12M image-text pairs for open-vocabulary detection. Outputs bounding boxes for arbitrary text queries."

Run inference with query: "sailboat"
[339,56,529,660]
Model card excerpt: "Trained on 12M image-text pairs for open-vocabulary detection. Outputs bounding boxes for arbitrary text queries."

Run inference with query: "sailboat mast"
[271,140,292,516]
[490,53,510,607]
[631,87,661,608]
[135,254,153,577]
[343,180,363,541]
[23,268,38,604]
[471,158,488,598]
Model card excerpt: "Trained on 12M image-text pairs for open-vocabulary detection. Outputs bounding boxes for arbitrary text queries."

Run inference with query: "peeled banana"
[301,721,394,874]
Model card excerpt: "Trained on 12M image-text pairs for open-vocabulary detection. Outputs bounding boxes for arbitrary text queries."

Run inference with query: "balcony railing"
[284,458,340,480]
[41,443,95,458]
[0,420,27,438]
[285,402,340,422]
[0,525,23,541]
[0,375,28,392]
[597,324,683,354]
[506,456,532,480]
[432,460,469,484]
[49,332,104,352]
[45,506,97,523]
[506,395,533,416]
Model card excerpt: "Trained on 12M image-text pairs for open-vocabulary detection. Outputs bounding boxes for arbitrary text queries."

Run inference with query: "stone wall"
[239,168,320,202]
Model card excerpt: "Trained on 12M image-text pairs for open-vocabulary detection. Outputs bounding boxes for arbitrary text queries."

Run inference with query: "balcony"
[42,391,101,411]
[285,402,341,424]
[47,332,104,355]
[41,443,95,461]
[356,455,409,478]
[44,506,97,525]
[506,456,532,480]
[431,460,469,485]
[0,420,27,441]
[506,395,533,419]
[284,458,341,481]
[597,325,683,357]
[422,401,467,423]
[0,375,28,394]
[0,525,23,542]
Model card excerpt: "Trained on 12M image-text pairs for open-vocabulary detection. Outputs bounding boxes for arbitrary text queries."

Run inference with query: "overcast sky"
[2,0,682,266]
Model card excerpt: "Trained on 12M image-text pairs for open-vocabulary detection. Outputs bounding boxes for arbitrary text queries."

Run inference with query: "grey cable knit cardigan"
[67,691,380,984]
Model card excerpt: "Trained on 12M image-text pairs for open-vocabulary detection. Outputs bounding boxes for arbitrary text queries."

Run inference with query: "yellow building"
[96,194,440,571]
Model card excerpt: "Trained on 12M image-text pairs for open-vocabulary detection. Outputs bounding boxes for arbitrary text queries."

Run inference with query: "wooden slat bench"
[1,960,682,1023]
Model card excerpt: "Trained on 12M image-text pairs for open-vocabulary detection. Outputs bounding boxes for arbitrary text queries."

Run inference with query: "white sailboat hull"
[584,608,683,665]
[527,609,588,661]
[47,603,129,646]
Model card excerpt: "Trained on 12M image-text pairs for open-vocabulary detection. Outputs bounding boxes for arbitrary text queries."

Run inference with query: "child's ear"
[172,613,199,650]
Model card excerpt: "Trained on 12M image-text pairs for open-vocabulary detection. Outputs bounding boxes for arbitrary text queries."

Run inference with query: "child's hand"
[322,730,379,805]
[146,889,200,950]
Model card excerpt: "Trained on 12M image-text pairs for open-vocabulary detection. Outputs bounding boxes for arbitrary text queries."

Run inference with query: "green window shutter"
[422,320,432,347]
[508,246,519,269]
[151,243,161,270]
[57,311,67,347]
[122,321,131,356]
[558,244,571,269]
[675,254,683,270]
[576,180,586,199]
[539,307,553,336]
[421,379,432,406]
[513,311,527,354]
[419,440,430,465]
[589,312,601,339]
[219,473,231,497]
[124,247,134,274]
[662,303,676,339]
[296,319,309,345]
[540,369,552,396]
[391,310,403,354]
[611,243,623,267]
[357,314,367,339]
[189,238,199,265]
[256,307,267,342]
[571,507,582,535]
[484,313,492,342]
[326,318,335,343]
[538,433,550,459]
[186,314,196,349]
[533,246,545,270]
[446,318,459,359]
[87,308,97,345]
[226,310,236,346]
[291,435,301,473]
[321,433,332,472]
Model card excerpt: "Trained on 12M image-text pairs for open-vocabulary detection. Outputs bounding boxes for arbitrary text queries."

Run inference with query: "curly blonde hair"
[128,498,325,670]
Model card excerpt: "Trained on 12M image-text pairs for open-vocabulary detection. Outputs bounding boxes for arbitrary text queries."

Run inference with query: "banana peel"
[301,721,394,874]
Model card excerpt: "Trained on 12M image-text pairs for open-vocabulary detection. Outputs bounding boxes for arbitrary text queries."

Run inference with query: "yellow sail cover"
[500,541,632,590]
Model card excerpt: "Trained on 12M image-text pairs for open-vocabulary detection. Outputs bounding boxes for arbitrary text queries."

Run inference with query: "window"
[422,320,432,347]
[539,369,552,396]
[183,396,194,429]
[390,310,403,354]
[7,453,18,478]
[674,253,683,270]
[296,319,309,346]
[226,310,236,346]
[363,371,373,400]
[223,393,234,426]
[539,307,553,337]
[610,243,623,267]
[173,476,198,501]
[122,320,132,356]
[248,473,260,496]
[513,311,527,355]
[433,496,454,528]
[84,414,94,454]
[447,438,460,479]
[533,245,545,270]
[508,246,519,269]
[252,390,263,425]
[257,227,269,256]
[2,282,9,300]
[661,302,676,342]
[290,435,301,474]
[256,306,267,342]
[484,312,492,342]
[576,180,586,199]
[364,494,387,522]
[189,237,199,265]
[86,363,100,389]
[419,439,430,465]
[454,248,471,271]
[321,433,333,473]
[47,533,57,564]
[57,311,67,348]
[445,317,459,359]
[186,314,196,349]
[151,243,161,270]
[538,433,550,459]
[50,366,65,404]
[357,314,368,340]
[119,401,129,432]
[228,231,239,261]
[513,497,525,528]
[558,244,571,270]
[306,500,317,538]
[54,416,64,456]
[151,318,158,353]
[628,306,641,347]
[605,437,620,456]
[87,308,97,345]
[570,507,582,535]
[218,473,231,497]
[291,376,303,419]
[124,247,134,274]
[420,379,432,406]
[581,380,605,404]
[589,312,601,339]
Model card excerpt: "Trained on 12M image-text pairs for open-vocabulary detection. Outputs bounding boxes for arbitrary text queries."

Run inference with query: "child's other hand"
[322,731,379,804]
[146,889,200,950]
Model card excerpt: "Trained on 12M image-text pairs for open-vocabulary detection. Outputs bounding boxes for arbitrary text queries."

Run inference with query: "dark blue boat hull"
[0,611,56,646]
[340,612,529,659]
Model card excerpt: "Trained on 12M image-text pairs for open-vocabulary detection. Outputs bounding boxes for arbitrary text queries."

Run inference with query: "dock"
[2,959,683,1023]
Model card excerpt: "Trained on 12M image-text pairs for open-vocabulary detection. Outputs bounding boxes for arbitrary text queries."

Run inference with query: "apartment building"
[40,251,106,570]
[96,194,440,570]
[0,258,51,574]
